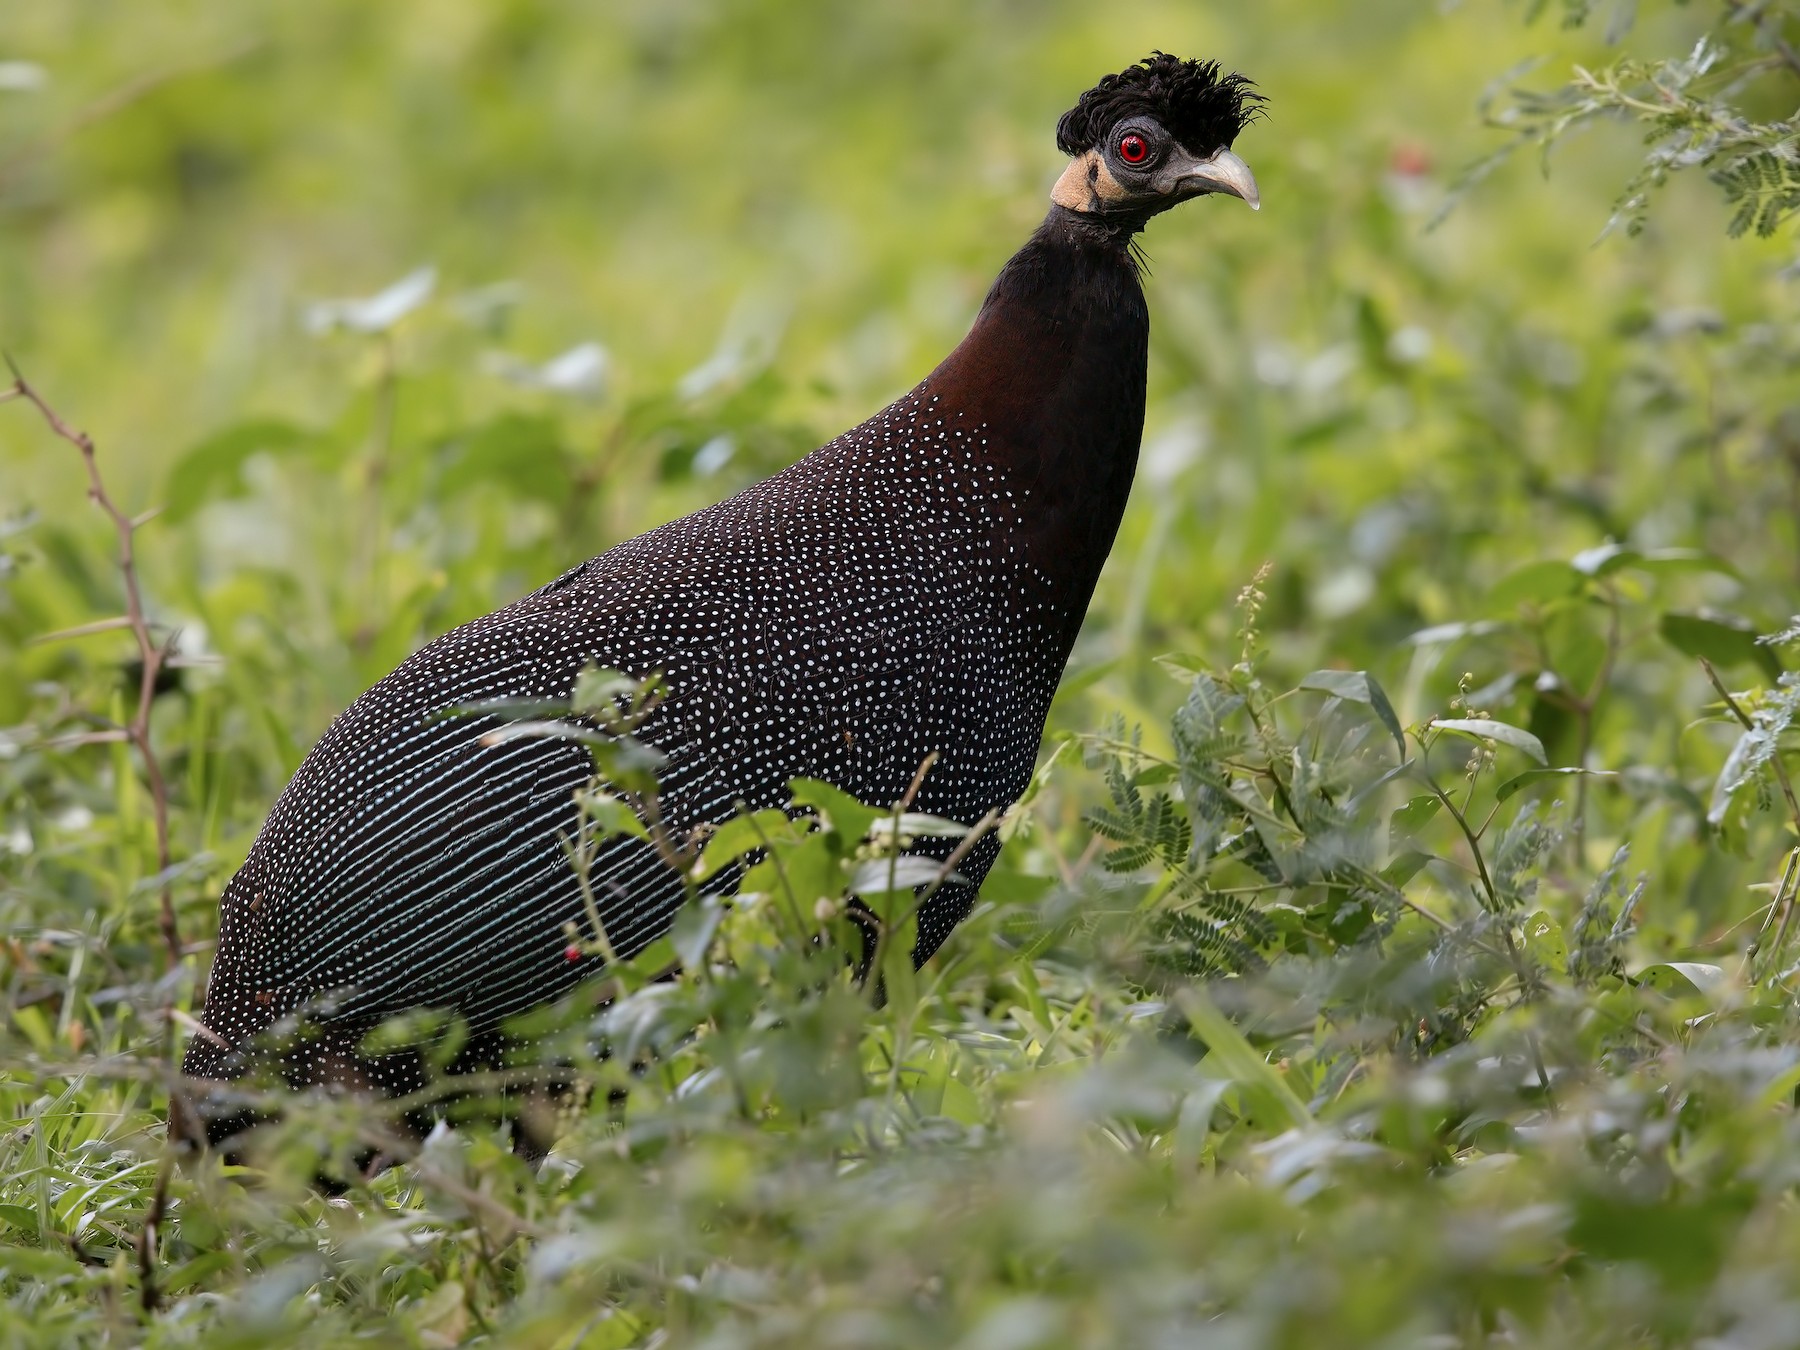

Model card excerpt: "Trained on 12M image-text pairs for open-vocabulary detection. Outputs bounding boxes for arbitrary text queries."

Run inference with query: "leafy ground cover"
[7,1,1800,1345]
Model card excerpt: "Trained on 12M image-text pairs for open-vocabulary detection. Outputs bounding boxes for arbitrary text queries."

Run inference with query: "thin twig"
[900,751,938,811]
[1748,848,1800,985]
[1764,856,1800,984]
[135,1151,173,1313]
[863,805,1004,1000]
[1419,770,1501,912]
[28,615,135,645]
[5,359,181,969]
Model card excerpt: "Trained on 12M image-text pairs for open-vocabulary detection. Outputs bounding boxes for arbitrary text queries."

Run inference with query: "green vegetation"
[8,1,1800,1344]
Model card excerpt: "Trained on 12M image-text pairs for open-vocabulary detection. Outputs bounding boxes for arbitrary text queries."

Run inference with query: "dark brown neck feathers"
[922,206,1150,639]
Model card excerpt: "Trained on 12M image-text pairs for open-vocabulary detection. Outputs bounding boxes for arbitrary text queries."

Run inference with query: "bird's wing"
[220,603,691,1038]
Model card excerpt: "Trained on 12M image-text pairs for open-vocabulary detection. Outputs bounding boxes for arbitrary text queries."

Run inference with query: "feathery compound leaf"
[1171,674,1248,763]
[1713,151,1800,239]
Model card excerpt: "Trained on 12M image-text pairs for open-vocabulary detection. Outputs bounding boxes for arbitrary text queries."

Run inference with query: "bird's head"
[1052,53,1263,223]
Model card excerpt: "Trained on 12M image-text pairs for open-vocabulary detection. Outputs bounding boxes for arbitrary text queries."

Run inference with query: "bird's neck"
[923,206,1150,626]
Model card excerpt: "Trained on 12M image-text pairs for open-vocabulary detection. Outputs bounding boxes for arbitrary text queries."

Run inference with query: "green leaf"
[1381,849,1433,886]
[571,666,646,718]
[670,895,726,969]
[1496,767,1618,801]
[1707,675,1800,825]
[881,912,920,1016]
[1488,560,1581,612]
[0,1246,84,1281]
[436,413,573,503]
[868,812,971,843]
[477,719,604,749]
[1430,718,1549,765]
[1153,652,1214,681]
[1389,794,1441,844]
[1405,619,1507,646]
[1710,728,1770,827]
[1634,548,1740,579]
[1568,1185,1754,1291]
[584,736,667,794]
[849,855,950,896]
[1634,962,1729,999]
[1571,542,1637,576]
[979,867,1055,906]
[1522,909,1566,969]
[1171,675,1248,769]
[1567,542,1735,580]
[1661,610,1783,682]
[693,807,795,883]
[163,419,310,522]
[359,1007,458,1057]
[1298,669,1406,757]
[1545,606,1609,694]
[790,778,882,851]
[1176,988,1313,1132]
[478,720,666,792]
[581,792,650,843]
[0,1204,38,1240]
[617,936,677,992]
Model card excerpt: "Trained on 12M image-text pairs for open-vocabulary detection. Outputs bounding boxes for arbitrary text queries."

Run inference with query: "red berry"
[564,944,582,962]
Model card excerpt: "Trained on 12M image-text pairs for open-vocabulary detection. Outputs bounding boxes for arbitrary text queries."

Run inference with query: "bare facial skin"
[1051,151,1131,213]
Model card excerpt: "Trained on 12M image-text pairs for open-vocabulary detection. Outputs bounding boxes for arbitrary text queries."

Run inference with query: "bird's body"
[181,54,1261,1130]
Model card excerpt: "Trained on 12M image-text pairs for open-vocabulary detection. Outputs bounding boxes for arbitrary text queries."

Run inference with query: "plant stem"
[4,361,181,970]
[1418,746,1501,912]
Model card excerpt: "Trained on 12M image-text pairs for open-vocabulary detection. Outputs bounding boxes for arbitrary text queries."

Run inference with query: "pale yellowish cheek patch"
[1050,151,1130,213]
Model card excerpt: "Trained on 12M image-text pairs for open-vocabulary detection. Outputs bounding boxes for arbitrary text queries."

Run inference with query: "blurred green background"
[11,4,1800,1344]
[5,0,1793,934]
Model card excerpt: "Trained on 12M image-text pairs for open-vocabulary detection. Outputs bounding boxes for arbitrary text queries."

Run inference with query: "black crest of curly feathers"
[1055,53,1264,158]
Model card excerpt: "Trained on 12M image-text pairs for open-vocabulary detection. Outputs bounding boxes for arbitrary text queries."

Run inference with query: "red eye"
[1118,133,1150,165]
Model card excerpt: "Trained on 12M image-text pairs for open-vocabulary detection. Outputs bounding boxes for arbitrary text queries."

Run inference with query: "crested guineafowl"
[180,53,1262,1143]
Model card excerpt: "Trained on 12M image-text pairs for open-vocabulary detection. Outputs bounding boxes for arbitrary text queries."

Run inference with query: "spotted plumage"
[180,53,1261,1138]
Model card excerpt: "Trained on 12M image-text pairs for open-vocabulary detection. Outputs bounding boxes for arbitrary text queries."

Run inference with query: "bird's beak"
[1176,147,1260,211]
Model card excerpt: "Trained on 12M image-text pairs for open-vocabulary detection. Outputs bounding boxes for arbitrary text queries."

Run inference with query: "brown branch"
[5,357,181,969]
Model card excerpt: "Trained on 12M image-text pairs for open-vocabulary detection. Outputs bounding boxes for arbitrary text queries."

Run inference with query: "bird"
[177,52,1262,1145]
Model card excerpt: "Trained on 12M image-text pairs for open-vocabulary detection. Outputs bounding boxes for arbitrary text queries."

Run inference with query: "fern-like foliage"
[1451,8,1800,250]
[1715,150,1800,238]
[1080,656,1432,979]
